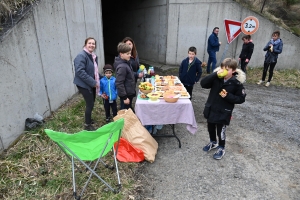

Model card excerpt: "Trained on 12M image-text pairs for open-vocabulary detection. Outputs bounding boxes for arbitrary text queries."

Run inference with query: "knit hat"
[103,64,114,73]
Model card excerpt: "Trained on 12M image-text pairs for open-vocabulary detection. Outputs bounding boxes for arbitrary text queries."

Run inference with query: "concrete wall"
[102,0,300,69]
[0,0,104,150]
[167,0,300,69]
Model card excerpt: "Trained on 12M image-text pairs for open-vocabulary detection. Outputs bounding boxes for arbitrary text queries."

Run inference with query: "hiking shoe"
[213,147,226,160]
[265,82,270,87]
[84,124,96,131]
[203,142,218,152]
[257,80,264,85]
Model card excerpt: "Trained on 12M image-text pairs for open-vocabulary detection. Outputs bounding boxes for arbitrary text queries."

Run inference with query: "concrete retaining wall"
[0,0,104,150]
[103,0,300,69]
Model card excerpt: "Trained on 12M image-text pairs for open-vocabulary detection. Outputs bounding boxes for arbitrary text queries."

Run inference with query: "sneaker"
[257,80,264,85]
[84,124,96,131]
[265,82,270,87]
[203,142,218,152]
[106,118,110,122]
[213,147,226,160]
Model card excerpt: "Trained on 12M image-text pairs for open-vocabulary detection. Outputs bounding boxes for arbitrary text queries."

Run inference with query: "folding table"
[135,98,197,148]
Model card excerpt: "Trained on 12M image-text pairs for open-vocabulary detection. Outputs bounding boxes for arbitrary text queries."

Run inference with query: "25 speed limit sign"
[241,16,259,35]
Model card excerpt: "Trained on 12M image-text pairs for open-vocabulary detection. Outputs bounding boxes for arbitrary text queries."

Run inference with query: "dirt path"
[134,82,300,199]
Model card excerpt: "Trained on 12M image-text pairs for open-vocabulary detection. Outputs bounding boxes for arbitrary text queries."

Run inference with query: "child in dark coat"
[239,35,254,73]
[200,58,246,160]
[179,46,202,99]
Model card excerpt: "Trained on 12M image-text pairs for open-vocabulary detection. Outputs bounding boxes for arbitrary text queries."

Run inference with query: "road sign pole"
[219,43,229,66]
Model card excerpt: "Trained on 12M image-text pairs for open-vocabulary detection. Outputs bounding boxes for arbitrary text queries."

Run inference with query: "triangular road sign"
[224,19,242,44]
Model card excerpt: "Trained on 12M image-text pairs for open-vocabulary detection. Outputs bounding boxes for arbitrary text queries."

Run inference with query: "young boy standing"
[114,43,137,111]
[179,46,202,99]
[99,64,118,122]
[200,58,246,160]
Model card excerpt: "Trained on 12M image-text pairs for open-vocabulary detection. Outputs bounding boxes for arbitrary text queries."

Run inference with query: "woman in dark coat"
[73,37,100,131]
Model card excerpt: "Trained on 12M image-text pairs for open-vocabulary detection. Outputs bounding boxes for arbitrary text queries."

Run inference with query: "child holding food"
[99,64,118,122]
[179,46,202,99]
[200,58,246,160]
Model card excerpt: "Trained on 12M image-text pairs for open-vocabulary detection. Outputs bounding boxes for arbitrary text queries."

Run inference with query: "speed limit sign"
[241,16,259,35]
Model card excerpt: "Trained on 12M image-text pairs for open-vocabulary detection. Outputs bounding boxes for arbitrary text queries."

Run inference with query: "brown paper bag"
[113,109,158,163]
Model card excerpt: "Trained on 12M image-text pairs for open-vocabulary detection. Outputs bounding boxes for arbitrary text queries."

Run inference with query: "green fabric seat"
[45,118,124,199]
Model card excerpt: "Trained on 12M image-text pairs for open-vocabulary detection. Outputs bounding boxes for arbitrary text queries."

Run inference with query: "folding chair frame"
[57,129,122,200]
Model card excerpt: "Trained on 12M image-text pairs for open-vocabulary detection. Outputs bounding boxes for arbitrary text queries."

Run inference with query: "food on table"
[139,82,154,93]
[180,91,189,97]
[147,92,160,101]
[140,93,148,99]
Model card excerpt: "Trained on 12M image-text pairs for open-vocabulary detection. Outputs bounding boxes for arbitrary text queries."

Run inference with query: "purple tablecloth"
[135,98,198,134]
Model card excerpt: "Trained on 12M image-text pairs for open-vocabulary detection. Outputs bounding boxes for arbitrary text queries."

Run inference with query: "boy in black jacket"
[239,35,254,73]
[200,58,246,160]
[179,46,202,99]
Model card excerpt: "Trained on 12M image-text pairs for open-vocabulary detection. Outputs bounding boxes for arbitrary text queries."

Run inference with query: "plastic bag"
[114,138,144,162]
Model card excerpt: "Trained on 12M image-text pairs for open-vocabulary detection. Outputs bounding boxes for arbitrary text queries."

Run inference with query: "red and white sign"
[224,19,242,44]
[241,16,259,35]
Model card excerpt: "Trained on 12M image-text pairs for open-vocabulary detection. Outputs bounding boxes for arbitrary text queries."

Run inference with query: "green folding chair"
[44,118,124,200]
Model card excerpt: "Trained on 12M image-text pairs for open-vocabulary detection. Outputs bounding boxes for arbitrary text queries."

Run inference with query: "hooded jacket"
[114,56,136,100]
[99,76,118,101]
[200,67,246,125]
[179,57,202,86]
[207,32,220,52]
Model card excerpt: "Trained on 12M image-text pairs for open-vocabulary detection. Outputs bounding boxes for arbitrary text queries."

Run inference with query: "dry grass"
[0,95,139,199]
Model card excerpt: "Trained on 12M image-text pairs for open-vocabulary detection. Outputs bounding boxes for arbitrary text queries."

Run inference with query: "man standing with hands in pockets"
[206,27,222,74]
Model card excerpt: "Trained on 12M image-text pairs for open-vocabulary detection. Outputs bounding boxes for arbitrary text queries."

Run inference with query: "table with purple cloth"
[135,98,198,148]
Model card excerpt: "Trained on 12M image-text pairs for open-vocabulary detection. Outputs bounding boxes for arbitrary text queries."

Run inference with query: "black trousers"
[207,122,227,148]
[240,59,248,73]
[183,85,193,100]
[262,62,277,82]
[123,96,135,112]
[103,99,117,118]
[77,86,96,124]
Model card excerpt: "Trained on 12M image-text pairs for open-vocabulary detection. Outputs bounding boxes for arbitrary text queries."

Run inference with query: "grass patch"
[0,95,139,199]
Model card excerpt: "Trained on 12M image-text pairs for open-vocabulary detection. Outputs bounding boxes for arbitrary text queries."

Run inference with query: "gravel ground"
[134,75,300,199]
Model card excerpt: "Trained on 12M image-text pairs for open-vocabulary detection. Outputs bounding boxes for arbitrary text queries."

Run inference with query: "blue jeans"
[207,51,217,73]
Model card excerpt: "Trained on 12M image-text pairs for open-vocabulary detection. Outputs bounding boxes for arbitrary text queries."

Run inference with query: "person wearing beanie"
[99,64,118,122]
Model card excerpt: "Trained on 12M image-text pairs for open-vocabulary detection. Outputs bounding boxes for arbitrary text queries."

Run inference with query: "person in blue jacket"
[99,64,118,122]
[179,46,202,99]
[206,27,222,74]
[257,30,283,87]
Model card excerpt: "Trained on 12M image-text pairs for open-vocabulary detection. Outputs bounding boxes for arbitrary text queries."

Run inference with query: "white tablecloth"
[135,98,198,134]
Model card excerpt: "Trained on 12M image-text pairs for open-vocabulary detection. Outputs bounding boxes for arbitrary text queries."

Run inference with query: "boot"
[84,124,96,131]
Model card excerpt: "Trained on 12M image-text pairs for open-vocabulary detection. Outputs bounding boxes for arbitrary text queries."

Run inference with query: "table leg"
[151,124,181,148]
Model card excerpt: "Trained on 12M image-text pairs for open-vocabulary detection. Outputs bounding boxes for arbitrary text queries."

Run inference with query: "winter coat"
[129,55,140,82]
[239,42,254,60]
[179,57,202,86]
[200,67,246,125]
[263,39,283,63]
[207,32,220,52]
[99,76,118,101]
[113,56,136,100]
[73,50,98,92]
